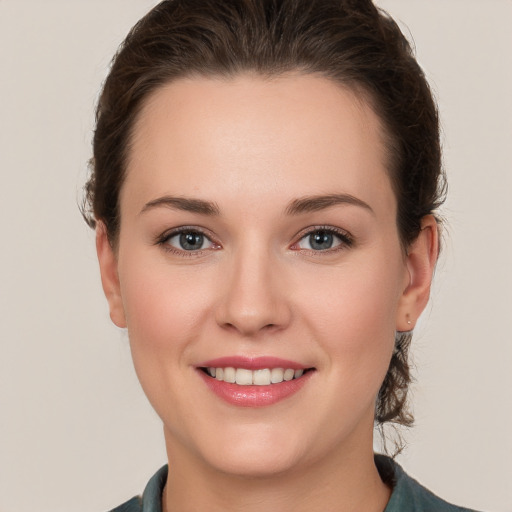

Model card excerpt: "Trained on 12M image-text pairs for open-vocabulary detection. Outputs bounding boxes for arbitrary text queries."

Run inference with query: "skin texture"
[97,74,438,512]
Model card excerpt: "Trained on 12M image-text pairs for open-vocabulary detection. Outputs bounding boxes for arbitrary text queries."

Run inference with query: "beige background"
[0,1,511,511]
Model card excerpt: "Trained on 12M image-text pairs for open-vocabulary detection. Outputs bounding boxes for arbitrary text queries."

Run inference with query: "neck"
[162,428,390,512]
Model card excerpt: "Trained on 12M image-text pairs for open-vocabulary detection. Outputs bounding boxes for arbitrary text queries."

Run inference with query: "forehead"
[123,73,394,216]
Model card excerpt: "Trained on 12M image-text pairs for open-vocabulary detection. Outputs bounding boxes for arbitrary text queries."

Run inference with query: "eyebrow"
[140,193,373,217]
[285,193,374,216]
[140,196,220,216]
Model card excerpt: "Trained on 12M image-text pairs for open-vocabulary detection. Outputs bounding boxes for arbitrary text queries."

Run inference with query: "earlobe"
[96,222,127,328]
[396,215,439,331]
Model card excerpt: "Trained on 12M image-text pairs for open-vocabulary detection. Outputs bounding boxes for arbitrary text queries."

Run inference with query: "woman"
[83,0,481,510]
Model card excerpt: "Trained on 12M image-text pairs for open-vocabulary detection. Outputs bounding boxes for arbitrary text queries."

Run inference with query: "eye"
[294,228,352,251]
[160,229,217,252]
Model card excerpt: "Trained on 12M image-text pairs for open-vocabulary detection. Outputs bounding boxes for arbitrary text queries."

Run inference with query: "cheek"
[117,254,214,365]
[295,253,404,368]
[116,255,220,423]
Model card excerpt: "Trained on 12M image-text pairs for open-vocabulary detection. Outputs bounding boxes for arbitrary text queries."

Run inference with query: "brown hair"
[83,0,445,436]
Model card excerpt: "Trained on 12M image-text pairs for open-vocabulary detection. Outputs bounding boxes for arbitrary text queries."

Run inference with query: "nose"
[215,246,292,337]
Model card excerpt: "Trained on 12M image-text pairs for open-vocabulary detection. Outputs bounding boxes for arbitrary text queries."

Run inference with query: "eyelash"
[155,226,220,257]
[155,225,354,257]
[290,225,354,254]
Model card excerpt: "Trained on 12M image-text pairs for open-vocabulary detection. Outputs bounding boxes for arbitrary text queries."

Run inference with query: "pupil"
[180,232,203,250]
[310,231,333,250]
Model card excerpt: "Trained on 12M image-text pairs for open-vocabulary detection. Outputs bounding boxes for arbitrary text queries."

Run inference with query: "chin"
[174,421,311,478]
[206,444,304,478]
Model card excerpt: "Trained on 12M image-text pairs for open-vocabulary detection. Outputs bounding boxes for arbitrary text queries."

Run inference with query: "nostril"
[214,280,293,335]
[218,317,283,336]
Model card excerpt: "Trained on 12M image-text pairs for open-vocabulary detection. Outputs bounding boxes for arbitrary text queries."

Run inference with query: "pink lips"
[199,356,308,370]
[197,356,313,407]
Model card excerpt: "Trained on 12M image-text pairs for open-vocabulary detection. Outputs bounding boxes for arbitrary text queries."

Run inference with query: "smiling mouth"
[200,367,314,386]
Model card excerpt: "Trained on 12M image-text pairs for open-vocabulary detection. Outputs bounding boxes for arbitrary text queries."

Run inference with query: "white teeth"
[283,368,295,381]
[223,367,236,383]
[253,369,271,385]
[206,367,306,385]
[235,368,253,385]
[271,368,284,383]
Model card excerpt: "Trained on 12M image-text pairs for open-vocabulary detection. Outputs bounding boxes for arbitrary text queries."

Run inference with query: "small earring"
[406,314,412,326]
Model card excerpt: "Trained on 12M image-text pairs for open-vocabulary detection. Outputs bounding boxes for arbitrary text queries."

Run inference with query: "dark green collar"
[110,456,480,511]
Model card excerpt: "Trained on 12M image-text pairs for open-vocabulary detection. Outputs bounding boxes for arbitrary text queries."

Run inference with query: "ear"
[396,215,439,331]
[96,222,127,328]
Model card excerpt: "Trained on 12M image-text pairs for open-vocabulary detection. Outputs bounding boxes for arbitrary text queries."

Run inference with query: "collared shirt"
[108,455,481,512]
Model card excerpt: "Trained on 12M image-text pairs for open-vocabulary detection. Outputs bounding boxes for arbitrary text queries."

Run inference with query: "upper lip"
[198,356,310,370]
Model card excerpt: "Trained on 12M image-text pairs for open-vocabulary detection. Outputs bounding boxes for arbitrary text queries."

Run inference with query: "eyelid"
[290,225,354,251]
[155,225,221,255]
[154,224,352,255]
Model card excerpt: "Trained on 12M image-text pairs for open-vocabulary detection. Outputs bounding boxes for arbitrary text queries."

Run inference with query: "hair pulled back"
[83,0,445,435]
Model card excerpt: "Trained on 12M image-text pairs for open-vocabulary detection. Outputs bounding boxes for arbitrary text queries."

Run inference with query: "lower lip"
[198,370,313,407]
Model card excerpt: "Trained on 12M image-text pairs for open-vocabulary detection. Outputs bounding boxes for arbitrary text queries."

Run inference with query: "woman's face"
[98,74,426,476]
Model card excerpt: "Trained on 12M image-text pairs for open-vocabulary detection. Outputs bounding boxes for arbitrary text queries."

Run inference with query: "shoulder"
[376,455,482,512]
[108,496,142,512]
[107,465,168,512]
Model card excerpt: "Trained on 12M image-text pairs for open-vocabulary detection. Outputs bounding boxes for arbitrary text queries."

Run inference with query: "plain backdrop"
[1,1,511,511]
